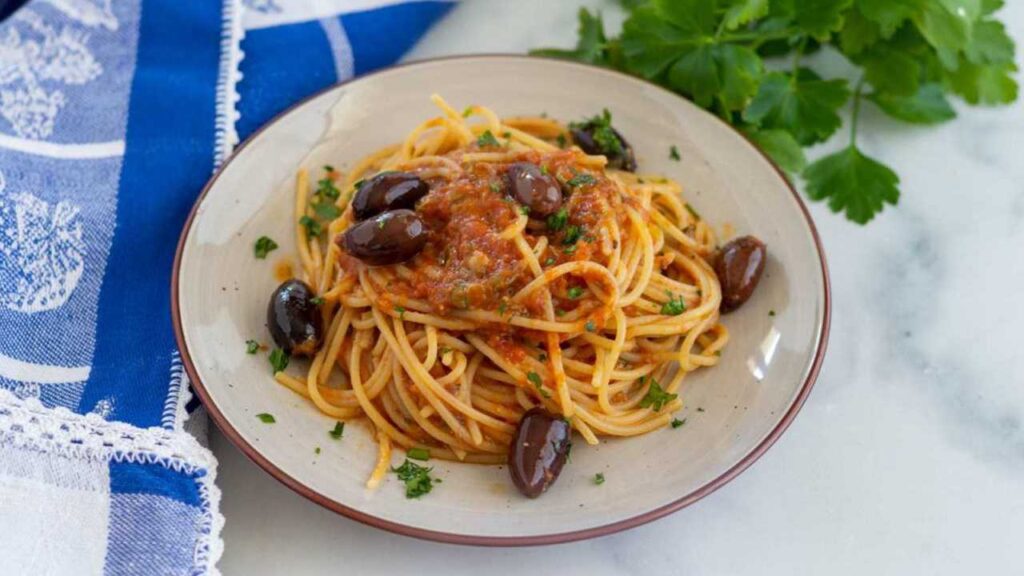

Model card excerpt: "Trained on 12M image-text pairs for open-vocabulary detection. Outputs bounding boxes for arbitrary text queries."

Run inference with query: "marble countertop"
[213,1,1024,573]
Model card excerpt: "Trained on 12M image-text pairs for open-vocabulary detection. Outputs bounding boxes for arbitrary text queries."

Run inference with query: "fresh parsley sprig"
[533,1,1018,224]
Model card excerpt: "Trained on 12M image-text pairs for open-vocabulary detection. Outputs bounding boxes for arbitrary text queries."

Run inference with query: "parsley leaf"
[477,130,501,148]
[547,208,569,231]
[804,145,899,224]
[310,296,324,306]
[593,472,605,485]
[329,422,345,440]
[394,306,406,319]
[269,348,289,374]
[868,84,956,125]
[245,340,260,354]
[723,0,769,30]
[744,128,807,174]
[317,177,340,201]
[671,417,686,428]
[585,320,597,332]
[530,8,611,65]
[669,145,681,160]
[639,377,677,411]
[256,413,275,424]
[391,459,435,499]
[743,72,851,146]
[253,236,278,259]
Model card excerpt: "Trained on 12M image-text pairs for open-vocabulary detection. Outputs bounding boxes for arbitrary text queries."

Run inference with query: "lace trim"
[0,389,224,574]
[214,0,245,167]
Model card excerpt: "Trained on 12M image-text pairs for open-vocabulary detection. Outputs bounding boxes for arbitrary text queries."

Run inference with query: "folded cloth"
[0,0,450,573]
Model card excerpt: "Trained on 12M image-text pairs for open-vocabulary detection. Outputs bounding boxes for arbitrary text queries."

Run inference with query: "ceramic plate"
[173,56,830,545]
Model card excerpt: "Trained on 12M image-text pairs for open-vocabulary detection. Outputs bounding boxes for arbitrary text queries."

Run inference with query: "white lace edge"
[0,389,225,576]
[214,0,246,168]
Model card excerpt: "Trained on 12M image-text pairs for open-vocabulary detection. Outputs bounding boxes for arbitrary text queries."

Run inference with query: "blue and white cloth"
[0,1,450,573]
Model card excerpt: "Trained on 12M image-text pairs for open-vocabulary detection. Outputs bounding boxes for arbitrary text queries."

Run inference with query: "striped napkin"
[0,1,451,573]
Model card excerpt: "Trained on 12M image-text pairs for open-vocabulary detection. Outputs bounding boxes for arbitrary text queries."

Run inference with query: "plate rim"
[171,54,832,547]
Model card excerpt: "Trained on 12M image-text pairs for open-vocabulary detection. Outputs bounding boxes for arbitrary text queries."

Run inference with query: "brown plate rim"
[171,54,832,547]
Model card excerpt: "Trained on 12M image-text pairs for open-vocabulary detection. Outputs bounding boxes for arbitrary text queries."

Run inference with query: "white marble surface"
[213,1,1024,573]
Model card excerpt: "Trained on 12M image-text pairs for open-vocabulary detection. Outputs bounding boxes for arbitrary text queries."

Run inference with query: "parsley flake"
[391,459,435,499]
[527,371,551,398]
[310,296,324,306]
[477,130,500,148]
[566,173,597,188]
[547,208,569,231]
[669,145,681,160]
[661,294,687,316]
[314,201,340,220]
[671,418,686,428]
[585,320,597,332]
[562,225,583,245]
[407,447,431,461]
[556,133,567,148]
[315,446,321,454]
[639,378,677,412]
[299,215,322,238]
[593,473,605,485]
[256,413,275,424]
[394,306,406,319]
[329,422,345,440]
[245,340,260,354]
[567,286,585,300]
[462,105,473,117]
[253,236,278,259]
[269,348,289,374]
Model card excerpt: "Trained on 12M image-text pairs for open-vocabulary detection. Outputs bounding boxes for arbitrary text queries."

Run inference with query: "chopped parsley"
[253,236,278,259]
[562,225,583,245]
[245,339,260,354]
[314,201,340,220]
[391,459,435,499]
[527,371,550,398]
[497,301,509,316]
[585,320,597,332]
[519,204,530,216]
[269,348,289,374]
[697,407,705,413]
[299,215,321,238]
[547,207,569,231]
[462,105,473,117]
[540,165,549,175]
[489,181,502,193]
[538,353,548,362]
[567,286,584,300]
[661,293,687,316]
[394,306,406,319]
[256,413,275,424]
[477,130,500,148]
[310,296,324,306]
[329,422,345,440]
[556,133,567,149]
[684,203,701,220]
[544,257,556,266]
[407,447,431,461]
[316,177,340,201]
[671,418,686,428]
[314,446,321,455]
[566,173,597,188]
[639,377,677,412]
[669,145,681,161]
[593,473,605,485]
[563,244,579,255]
[769,310,776,317]
[572,109,623,156]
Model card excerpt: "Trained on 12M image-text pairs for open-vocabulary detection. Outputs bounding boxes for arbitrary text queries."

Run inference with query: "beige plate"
[172,56,830,545]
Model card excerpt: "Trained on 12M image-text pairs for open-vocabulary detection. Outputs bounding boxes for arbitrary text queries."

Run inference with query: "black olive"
[508,408,571,498]
[352,171,429,220]
[570,125,636,172]
[505,162,562,217]
[715,236,767,313]
[267,279,323,356]
[339,209,427,266]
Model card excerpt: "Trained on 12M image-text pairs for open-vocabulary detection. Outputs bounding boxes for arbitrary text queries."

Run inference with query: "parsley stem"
[850,77,866,146]
[719,28,797,44]
[791,36,807,78]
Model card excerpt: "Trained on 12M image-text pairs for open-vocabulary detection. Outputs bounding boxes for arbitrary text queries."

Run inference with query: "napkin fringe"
[0,389,224,575]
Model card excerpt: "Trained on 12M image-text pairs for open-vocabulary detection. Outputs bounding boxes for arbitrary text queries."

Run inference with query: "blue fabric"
[0,0,451,572]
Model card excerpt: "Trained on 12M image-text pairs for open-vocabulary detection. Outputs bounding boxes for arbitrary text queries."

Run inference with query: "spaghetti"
[273,95,728,487]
